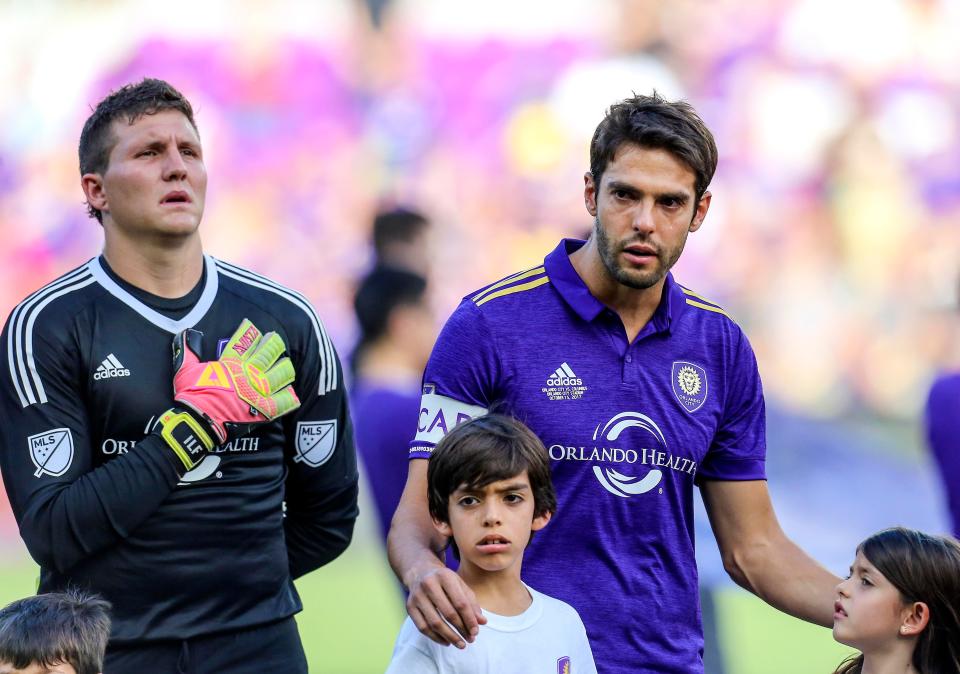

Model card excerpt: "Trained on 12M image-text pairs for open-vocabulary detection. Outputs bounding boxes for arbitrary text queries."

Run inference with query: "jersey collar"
[88,254,219,334]
[544,238,685,334]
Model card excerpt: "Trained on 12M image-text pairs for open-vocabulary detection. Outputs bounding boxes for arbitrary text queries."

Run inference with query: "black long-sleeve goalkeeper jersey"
[0,255,359,644]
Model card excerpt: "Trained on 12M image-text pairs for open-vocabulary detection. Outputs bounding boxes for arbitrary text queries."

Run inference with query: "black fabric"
[103,617,308,674]
[99,255,205,319]
[0,258,358,644]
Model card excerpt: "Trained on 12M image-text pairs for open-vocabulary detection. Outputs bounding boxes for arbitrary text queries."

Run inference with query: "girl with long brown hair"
[833,527,960,673]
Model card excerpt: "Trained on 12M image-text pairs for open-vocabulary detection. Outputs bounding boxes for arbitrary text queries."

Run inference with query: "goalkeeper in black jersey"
[0,79,359,673]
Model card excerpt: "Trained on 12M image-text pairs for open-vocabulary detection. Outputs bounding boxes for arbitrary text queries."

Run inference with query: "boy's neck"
[457,565,531,617]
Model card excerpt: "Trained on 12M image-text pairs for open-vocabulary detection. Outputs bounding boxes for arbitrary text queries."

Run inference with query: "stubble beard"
[594,216,682,291]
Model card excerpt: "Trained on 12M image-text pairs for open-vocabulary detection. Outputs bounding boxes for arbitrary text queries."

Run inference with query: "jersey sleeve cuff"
[694,456,766,484]
[408,444,434,460]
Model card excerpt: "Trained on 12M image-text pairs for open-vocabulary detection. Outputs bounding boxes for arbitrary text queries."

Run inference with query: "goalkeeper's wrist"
[153,407,216,471]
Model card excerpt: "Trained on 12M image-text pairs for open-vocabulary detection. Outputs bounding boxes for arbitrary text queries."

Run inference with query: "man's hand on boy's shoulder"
[405,564,486,649]
[389,458,487,648]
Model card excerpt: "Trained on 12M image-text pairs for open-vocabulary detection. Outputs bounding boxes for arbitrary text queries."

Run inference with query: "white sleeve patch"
[28,428,74,477]
[414,393,488,445]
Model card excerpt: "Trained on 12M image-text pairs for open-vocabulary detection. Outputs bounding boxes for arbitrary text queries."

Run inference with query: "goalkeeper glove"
[155,318,301,471]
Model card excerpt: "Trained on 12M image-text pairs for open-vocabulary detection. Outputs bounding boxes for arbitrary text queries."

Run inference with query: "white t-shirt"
[385,585,597,674]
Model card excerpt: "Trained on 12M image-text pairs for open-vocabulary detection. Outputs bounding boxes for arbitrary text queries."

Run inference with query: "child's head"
[833,527,960,674]
[0,591,111,674]
[427,414,557,565]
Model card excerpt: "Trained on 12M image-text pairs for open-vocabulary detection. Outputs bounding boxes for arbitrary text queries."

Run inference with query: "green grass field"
[713,591,854,674]
[0,487,855,673]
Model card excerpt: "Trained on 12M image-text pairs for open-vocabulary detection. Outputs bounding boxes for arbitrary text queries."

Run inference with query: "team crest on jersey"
[671,361,707,413]
[557,656,571,673]
[28,428,74,478]
[294,420,337,467]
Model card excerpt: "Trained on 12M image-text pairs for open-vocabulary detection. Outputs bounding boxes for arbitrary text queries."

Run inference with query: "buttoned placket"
[601,309,669,385]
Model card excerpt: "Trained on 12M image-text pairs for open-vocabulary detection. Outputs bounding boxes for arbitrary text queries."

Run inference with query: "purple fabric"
[411,239,766,673]
[925,372,960,538]
[352,382,422,543]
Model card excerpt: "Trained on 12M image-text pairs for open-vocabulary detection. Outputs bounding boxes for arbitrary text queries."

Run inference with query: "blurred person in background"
[352,266,436,544]
[387,92,840,673]
[0,590,111,674]
[924,280,960,539]
[0,78,358,673]
[371,207,433,277]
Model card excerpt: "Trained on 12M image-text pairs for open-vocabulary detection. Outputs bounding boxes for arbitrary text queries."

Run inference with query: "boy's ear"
[900,601,930,637]
[432,517,453,538]
[531,510,552,532]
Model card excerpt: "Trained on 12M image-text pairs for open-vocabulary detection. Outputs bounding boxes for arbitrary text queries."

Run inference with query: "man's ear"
[900,601,930,637]
[689,190,711,233]
[531,510,552,532]
[81,173,108,213]
[583,172,598,217]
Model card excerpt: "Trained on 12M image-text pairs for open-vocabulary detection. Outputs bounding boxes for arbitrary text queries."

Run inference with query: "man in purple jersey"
[387,92,839,673]
[925,372,960,537]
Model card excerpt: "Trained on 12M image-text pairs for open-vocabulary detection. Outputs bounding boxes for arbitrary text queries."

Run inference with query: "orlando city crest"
[671,361,708,413]
[28,428,74,478]
[294,420,337,467]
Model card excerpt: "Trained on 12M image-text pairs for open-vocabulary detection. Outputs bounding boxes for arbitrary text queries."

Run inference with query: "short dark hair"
[0,590,111,674]
[354,267,427,343]
[351,266,427,375]
[428,414,557,529]
[372,208,429,261]
[590,91,718,201]
[79,78,197,223]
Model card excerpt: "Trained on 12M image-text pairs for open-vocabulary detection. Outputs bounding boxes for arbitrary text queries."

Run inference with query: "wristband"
[155,407,215,471]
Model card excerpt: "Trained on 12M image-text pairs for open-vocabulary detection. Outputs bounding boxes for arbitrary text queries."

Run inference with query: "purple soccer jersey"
[925,372,960,538]
[411,240,766,674]
[351,380,422,543]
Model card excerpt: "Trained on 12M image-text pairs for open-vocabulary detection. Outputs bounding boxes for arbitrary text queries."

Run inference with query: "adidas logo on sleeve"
[93,354,131,380]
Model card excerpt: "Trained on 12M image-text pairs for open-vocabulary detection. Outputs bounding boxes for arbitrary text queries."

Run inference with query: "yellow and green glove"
[155,319,301,471]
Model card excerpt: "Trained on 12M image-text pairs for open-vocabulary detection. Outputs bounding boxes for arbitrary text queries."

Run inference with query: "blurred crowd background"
[1,0,958,670]
[4,0,959,418]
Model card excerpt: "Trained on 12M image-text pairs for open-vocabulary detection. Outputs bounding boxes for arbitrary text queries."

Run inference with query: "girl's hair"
[834,527,960,674]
